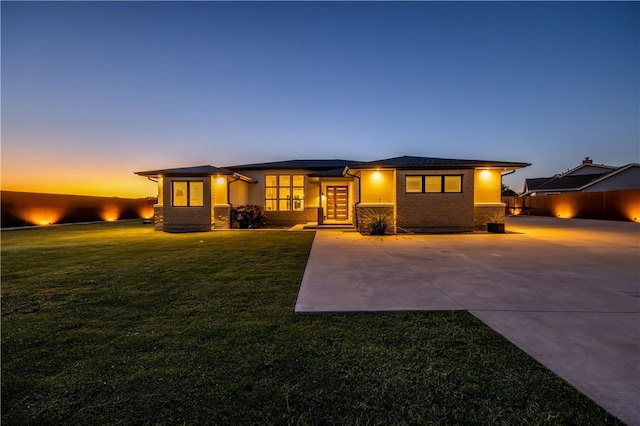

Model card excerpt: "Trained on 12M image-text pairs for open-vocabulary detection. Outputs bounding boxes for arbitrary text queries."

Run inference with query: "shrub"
[487,210,505,224]
[359,207,393,235]
[233,205,266,229]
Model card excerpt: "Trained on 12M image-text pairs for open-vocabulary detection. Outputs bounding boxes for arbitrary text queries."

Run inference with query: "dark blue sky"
[2,1,638,196]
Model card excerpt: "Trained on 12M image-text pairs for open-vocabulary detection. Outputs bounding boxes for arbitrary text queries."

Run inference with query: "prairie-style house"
[135,155,529,233]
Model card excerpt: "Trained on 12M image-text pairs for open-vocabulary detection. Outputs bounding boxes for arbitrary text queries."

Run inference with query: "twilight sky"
[2,1,638,198]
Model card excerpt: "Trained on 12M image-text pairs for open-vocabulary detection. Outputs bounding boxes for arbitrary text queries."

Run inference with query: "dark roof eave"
[346,162,530,171]
[307,166,349,177]
[135,165,255,182]
[135,171,234,177]
[226,159,359,171]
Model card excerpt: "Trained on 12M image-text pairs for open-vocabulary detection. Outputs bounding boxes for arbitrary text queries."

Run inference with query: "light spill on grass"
[1,222,621,425]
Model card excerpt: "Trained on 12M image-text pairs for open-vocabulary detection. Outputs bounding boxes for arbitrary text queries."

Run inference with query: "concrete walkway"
[295,216,640,425]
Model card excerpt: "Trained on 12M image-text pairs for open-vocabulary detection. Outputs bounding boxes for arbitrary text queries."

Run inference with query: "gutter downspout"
[345,168,361,230]
[500,169,517,212]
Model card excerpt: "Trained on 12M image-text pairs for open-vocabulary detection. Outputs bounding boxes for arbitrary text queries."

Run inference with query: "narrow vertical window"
[189,181,204,206]
[265,175,277,211]
[173,182,188,206]
[292,175,305,211]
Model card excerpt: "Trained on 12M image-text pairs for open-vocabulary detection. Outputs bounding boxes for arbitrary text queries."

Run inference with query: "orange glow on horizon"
[2,160,158,199]
[24,207,66,226]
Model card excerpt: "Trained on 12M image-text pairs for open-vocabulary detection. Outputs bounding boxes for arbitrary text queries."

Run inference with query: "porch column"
[317,181,324,225]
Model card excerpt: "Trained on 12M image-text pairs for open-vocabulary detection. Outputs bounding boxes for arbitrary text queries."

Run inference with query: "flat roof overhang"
[135,165,255,183]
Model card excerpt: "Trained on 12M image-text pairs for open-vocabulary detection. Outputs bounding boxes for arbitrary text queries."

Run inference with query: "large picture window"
[265,174,305,211]
[405,175,462,193]
[172,181,204,207]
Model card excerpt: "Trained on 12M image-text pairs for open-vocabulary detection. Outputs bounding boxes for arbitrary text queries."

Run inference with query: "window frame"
[404,175,463,194]
[172,180,204,207]
[264,174,305,211]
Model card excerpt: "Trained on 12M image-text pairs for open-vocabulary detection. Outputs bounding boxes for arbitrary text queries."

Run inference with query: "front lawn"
[1,222,620,424]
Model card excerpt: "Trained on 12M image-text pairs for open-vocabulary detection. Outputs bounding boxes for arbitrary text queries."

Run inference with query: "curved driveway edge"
[294,216,640,425]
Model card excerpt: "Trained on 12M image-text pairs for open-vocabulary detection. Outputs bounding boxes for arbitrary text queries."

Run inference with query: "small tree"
[232,205,266,229]
[502,184,518,197]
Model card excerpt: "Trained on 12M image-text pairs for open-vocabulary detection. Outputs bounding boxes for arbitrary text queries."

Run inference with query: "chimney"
[582,157,593,165]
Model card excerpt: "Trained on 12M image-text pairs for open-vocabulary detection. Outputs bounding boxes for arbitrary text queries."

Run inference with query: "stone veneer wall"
[213,205,231,229]
[154,205,164,231]
[395,170,475,233]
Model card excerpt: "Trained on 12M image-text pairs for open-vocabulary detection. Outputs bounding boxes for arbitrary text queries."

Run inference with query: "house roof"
[531,174,604,191]
[136,155,530,180]
[226,159,358,171]
[307,167,349,177]
[135,165,255,182]
[524,177,555,192]
[347,155,530,170]
[522,159,639,195]
[561,162,616,177]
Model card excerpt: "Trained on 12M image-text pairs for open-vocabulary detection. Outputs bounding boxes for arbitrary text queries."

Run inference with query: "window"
[405,175,462,193]
[265,174,305,211]
[405,176,423,193]
[425,176,442,193]
[444,176,462,193]
[172,181,203,206]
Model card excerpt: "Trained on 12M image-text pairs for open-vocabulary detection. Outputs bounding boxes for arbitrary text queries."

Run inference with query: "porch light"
[372,171,382,181]
[216,176,225,185]
[480,170,491,179]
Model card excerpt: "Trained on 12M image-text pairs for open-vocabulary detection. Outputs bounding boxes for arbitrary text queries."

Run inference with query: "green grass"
[2,222,620,425]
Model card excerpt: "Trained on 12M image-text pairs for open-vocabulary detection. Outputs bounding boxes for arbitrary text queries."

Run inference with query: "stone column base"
[213,205,232,229]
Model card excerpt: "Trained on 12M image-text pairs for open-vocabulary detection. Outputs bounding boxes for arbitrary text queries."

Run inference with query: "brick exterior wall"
[163,206,212,232]
[473,204,505,231]
[396,170,475,233]
[161,177,213,232]
[264,207,318,226]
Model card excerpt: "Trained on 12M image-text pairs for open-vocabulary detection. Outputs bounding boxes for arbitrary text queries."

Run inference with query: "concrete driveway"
[295,216,640,425]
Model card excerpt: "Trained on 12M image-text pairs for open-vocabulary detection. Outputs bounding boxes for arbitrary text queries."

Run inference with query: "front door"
[326,186,349,220]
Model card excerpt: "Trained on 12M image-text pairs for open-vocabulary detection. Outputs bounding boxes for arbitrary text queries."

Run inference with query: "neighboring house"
[522,157,640,196]
[135,155,529,233]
